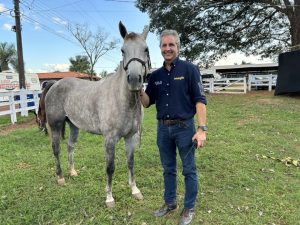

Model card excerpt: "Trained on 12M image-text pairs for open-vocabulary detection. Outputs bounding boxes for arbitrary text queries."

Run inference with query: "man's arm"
[192,102,207,148]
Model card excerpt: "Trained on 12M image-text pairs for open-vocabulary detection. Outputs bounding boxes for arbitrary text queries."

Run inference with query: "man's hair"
[160,29,180,49]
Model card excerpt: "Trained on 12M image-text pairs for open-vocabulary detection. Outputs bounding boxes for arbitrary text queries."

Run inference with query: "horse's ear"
[141,25,149,40]
[119,21,127,39]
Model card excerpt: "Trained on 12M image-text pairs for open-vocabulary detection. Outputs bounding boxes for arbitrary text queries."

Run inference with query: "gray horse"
[45,22,150,207]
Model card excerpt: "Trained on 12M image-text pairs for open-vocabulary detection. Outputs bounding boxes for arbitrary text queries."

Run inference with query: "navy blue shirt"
[145,57,207,120]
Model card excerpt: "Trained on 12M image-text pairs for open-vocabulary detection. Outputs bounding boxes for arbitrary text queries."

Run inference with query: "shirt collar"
[163,57,179,68]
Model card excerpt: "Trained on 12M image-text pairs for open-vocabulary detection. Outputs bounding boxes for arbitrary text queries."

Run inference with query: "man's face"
[160,35,178,63]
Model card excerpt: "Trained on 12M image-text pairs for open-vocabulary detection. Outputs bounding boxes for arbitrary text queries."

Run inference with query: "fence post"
[20,88,28,117]
[9,91,17,124]
[33,91,39,114]
[248,75,252,91]
[211,78,214,93]
[244,77,247,93]
[268,75,272,91]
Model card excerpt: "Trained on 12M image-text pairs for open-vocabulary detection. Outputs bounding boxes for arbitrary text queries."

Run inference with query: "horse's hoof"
[133,192,144,200]
[70,169,78,177]
[57,177,65,186]
[106,200,115,208]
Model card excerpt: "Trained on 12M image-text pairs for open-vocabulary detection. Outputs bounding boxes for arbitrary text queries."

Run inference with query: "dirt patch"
[0,117,37,136]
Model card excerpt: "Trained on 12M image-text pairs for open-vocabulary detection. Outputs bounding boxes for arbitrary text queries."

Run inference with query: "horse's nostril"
[139,75,142,83]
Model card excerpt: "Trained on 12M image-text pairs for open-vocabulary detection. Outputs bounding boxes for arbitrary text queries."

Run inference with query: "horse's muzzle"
[127,74,143,91]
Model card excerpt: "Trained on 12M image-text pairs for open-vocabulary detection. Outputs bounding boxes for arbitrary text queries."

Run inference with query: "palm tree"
[0,42,17,72]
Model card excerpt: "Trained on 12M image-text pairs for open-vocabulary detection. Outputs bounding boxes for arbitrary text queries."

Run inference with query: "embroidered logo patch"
[174,76,184,80]
[155,81,162,85]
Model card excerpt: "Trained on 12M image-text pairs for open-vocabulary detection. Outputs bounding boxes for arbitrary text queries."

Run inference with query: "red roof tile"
[37,71,90,79]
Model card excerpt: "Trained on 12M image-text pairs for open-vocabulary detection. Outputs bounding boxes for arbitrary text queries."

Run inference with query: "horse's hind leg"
[104,136,118,208]
[50,126,65,185]
[67,122,79,177]
[125,135,143,200]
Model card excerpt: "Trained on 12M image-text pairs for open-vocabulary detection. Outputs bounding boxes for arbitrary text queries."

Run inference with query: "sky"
[0,0,273,74]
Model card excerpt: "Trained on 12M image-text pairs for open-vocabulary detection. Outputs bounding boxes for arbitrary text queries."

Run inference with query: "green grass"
[0,91,299,225]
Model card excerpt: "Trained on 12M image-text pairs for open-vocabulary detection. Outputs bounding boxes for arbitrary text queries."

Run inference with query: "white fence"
[203,75,277,94]
[203,77,247,94]
[248,74,277,91]
[0,89,41,124]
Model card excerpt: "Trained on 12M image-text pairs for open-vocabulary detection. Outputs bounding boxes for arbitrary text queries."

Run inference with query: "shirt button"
[167,83,169,86]
[168,73,170,75]
[167,115,169,118]
[166,93,169,96]
[166,104,168,106]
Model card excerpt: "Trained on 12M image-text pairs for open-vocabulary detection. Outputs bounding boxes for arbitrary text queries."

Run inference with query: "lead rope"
[184,140,198,160]
[134,92,142,147]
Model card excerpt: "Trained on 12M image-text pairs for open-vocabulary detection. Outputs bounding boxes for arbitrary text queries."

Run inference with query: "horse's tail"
[61,120,66,139]
[37,80,56,135]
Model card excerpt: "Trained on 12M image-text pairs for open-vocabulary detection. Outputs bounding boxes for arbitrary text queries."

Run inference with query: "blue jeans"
[157,118,198,209]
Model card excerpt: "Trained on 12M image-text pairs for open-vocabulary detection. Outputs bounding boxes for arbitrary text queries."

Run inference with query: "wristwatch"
[197,125,208,131]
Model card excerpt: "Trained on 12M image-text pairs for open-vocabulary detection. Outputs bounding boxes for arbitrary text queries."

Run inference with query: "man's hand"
[192,130,206,148]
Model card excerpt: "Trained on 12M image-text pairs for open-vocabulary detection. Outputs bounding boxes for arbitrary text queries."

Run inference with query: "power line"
[21,14,79,46]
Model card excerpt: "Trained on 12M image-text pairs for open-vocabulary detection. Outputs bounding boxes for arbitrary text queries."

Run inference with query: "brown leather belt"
[159,119,183,125]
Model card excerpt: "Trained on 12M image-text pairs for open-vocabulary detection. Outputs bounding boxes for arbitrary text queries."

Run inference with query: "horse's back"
[45,77,118,134]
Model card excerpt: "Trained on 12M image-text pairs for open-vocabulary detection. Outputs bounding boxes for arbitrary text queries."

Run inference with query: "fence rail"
[203,77,247,94]
[203,75,277,94]
[0,89,41,124]
[248,74,277,91]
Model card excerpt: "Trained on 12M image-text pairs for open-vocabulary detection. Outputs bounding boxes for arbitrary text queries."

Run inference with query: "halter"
[123,52,151,78]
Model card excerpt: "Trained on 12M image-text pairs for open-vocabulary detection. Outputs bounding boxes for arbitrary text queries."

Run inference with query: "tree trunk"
[291,0,300,50]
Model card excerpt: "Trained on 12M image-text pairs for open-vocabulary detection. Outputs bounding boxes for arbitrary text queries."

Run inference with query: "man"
[140,29,207,225]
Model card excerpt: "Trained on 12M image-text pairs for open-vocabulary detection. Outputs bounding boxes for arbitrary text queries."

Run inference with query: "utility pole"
[13,0,26,89]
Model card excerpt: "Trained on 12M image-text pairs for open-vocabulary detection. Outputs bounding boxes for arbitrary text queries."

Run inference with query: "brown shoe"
[179,208,195,225]
[153,203,177,217]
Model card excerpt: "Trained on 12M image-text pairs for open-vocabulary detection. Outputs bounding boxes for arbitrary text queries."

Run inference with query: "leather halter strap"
[123,57,146,71]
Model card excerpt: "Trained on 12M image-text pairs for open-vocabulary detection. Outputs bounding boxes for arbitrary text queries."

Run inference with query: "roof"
[213,63,278,73]
[37,71,90,79]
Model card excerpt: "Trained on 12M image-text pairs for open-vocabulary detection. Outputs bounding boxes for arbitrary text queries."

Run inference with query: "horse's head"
[119,21,151,91]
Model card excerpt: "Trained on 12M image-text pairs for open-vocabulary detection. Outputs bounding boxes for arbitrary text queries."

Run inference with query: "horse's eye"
[145,48,149,53]
[121,49,124,54]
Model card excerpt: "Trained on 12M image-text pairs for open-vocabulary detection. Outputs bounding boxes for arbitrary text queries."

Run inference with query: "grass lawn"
[0,91,299,225]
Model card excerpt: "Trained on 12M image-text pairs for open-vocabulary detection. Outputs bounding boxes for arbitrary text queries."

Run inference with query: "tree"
[136,0,300,66]
[69,55,91,74]
[68,24,118,77]
[0,42,17,71]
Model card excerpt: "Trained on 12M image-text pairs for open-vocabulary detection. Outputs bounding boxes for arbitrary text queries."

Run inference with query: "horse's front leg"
[125,135,143,200]
[104,136,118,208]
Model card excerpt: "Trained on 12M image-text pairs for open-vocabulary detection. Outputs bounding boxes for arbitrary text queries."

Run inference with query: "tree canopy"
[69,55,91,74]
[136,0,300,66]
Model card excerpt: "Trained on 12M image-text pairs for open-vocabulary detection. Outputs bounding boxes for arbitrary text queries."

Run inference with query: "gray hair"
[160,29,180,49]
